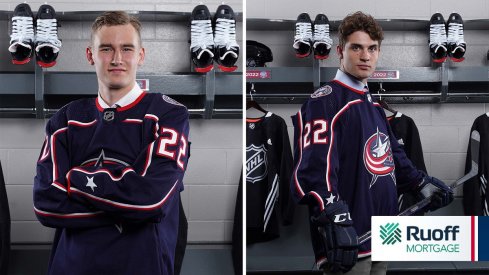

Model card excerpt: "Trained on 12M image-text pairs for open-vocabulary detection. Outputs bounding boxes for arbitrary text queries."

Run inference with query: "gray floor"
[7,244,234,275]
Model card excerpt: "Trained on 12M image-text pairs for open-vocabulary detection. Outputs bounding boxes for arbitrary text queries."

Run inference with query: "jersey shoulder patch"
[162,95,184,107]
[311,85,333,98]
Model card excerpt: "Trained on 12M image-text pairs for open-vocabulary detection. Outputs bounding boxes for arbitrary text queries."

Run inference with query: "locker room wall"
[0,0,243,244]
[247,0,489,207]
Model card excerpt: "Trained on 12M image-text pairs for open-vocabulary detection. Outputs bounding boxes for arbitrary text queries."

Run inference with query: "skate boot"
[9,3,35,65]
[446,12,466,62]
[190,5,214,73]
[35,4,62,68]
[312,14,333,60]
[293,13,313,58]
[428,13,448,63]
[213,4,239,72]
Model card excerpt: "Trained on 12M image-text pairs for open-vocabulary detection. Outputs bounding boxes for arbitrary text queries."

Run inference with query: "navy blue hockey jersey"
[291,70,423,261]
[33,91,189,275]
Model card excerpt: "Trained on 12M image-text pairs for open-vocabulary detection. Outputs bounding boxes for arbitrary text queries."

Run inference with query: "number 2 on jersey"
[157,128,187,170]
[303,119,328,148]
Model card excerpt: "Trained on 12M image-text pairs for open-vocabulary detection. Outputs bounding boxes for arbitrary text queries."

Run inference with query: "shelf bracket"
[440,62,449,102]
[203,69,216,119]
[313,58,320,90]
[34,65,45,119]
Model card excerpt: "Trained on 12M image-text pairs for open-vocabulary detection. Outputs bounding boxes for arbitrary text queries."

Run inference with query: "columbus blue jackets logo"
[311,85,333,98]
[80,150,130,193]
[363,128,395,188]
[162,95,184,107]
[246,144,268,183]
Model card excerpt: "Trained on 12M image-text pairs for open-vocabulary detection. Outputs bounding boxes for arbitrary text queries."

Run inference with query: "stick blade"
[471,130,480,174]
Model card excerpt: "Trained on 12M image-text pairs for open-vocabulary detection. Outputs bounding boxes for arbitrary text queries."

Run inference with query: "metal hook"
[250,83,256,101]
[378,82,386,101]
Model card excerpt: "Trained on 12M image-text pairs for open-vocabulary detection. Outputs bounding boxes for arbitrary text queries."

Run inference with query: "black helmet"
[246,40,273,67]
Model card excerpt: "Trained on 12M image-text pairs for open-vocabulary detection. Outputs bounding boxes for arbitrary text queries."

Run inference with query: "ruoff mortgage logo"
[404,225,460,253]
[380,223,401,245]
[372,216,472,261]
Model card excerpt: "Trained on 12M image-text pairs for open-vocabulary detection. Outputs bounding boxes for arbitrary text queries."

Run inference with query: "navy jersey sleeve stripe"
[141,140,155,176]
[326,99,363,192]
[68,166,136,181]
[144,114,160,138]
[292,111,306,198]
[50,127,67,181]
[39,136,50,162]
[69,179,179,211]
[67,119,97,127]
[34,207,103,218]
[309,191,325,211]
[122,118,143,124]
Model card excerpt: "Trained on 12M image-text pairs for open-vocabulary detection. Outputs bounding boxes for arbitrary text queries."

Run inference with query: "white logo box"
[371,216,476,261]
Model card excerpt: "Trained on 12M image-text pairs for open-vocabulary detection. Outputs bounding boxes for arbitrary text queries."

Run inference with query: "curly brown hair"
[91,11,142,45]
[338,11,383,49]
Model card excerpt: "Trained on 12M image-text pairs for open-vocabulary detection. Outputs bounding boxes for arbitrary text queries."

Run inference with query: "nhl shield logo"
[103,110,115,122]
[246,144,268,183]
[311,85,333,98]
[363,127,395,188]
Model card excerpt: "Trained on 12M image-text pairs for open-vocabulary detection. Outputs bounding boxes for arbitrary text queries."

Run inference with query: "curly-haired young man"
[292,11,453,275]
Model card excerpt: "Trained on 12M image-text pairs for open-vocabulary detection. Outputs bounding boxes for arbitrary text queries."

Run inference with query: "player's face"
[87,24,145,92]
[337,31,380,84]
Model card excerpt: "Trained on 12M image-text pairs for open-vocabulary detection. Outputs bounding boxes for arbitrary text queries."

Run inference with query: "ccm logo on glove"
[334,212,352,223]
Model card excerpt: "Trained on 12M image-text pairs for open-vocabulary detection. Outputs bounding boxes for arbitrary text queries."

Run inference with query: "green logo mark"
[380,223,401,245]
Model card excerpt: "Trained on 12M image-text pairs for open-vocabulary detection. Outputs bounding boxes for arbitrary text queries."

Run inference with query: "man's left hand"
[417,176,454,212]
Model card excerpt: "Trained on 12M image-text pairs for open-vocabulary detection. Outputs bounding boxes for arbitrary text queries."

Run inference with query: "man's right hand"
[312,200,358,273]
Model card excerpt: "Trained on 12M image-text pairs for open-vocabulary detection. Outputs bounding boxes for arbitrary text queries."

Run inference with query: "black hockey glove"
[311,200,358,273]
[417,175,454,212]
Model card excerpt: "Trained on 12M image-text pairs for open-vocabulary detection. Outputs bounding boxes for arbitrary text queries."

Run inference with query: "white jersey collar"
[97,83,143,109]
[334,69,367,92]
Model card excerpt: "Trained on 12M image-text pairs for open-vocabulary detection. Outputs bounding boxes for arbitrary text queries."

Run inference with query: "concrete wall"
[0,0,243,244]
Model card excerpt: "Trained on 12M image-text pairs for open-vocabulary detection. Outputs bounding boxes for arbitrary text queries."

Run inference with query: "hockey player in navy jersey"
[33,11,189,275]
[292,12,453,275]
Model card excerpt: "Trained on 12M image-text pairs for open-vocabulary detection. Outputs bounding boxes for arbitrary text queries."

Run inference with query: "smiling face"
[87,24,145,94]
[337,31,380,84]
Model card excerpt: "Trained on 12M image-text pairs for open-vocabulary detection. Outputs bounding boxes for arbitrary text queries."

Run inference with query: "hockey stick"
[357,129,480,245]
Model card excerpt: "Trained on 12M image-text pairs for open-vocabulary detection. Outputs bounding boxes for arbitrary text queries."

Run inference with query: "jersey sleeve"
[33,110,115,228]
[65,106,189,222]
[291,97,344,213]
[277,117,295,225]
